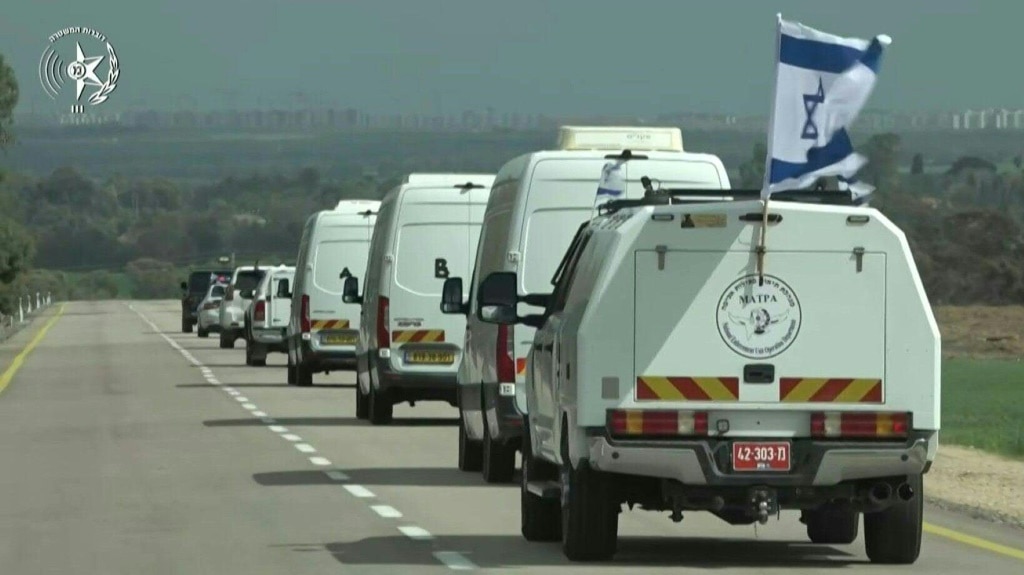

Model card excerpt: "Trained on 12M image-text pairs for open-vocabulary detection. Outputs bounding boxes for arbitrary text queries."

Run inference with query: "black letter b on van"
[435,258,450,279]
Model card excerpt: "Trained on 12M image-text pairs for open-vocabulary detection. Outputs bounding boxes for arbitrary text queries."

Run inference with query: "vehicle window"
[395,223,472,296]
[211,285,226,298]
[188,273,212,292]
[234,271,264,293]
[314,239,371,295]
[549,233,591,313]
[275,278,291,297]
[520,208,593,294]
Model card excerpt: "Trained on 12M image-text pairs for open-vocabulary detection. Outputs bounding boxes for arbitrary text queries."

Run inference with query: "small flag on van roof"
[762,14,890,200]
[594,160,626,207]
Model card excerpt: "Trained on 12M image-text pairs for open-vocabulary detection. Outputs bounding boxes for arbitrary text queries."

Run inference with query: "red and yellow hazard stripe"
[636,377,739,401]
[311,319,350,330]
[392,330,445,344]
[780,378,882,403]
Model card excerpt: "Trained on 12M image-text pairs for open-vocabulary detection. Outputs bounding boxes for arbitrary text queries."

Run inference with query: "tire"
[219,331,235,350]
[864,475,923,564]
[521,427,561,542]
[368,383,393,425]
[244,338,255,366]
[356,384,369,419]
[805,507,859,544]
[182,318,193,333]
[482,422,516,483]
[287,357,297,385]
[458,417,483,472]
[560,434,618,562]
[198,326,209,338]
[295,362,313,387]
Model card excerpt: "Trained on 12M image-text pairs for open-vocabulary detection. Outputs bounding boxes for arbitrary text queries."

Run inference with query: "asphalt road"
[1,300,1022,574]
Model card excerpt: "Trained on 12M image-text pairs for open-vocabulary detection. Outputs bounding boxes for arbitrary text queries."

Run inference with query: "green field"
[942,359,1024,458]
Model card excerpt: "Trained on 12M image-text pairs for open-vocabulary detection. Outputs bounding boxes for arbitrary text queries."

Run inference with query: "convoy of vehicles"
[180,125,940,566]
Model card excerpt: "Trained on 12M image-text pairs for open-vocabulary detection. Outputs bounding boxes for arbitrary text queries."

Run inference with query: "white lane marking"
[280,433,302,442]
[200,368,212,375]
[242,403,258,410]
[260,417,276,424]
[235,396,249,402]
[309,457,332,466]
[324,470,349,481]
[295,443,317,453]
[398,526,434,541]
[343,485,375,498]
[268,425,288,433]
[434,552,477,571]
[207,379,221,386]
[252,411,268,417]
[226,390,240,396]
[371,505,403,518]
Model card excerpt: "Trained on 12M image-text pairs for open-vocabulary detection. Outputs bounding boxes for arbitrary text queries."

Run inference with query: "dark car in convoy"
[180,270,231,332]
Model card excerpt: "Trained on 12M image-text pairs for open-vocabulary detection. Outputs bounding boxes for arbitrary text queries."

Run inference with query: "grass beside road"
[942,359,1024,459]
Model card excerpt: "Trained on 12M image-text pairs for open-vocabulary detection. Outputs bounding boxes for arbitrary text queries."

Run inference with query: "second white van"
[287,199,381,386]
[440,125,732,482]
[342,173,495,424]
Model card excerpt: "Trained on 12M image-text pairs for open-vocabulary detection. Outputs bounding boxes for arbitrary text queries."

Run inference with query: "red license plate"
[732,441,791,472]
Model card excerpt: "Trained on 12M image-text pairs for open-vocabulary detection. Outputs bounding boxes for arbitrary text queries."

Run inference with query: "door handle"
[542,343,553,352]
[533,343,543,351]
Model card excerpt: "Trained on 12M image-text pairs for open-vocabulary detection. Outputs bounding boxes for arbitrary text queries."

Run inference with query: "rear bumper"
[253,328,287,351]
[483,381,524,444]
[299,339,357,371]
[586,431,934,487]
[371,354,457,403]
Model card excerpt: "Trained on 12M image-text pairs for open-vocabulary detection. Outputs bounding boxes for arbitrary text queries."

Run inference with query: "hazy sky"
[1,0,1018,116]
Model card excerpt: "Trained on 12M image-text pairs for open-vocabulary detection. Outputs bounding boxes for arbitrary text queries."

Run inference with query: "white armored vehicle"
[474,185,940,565]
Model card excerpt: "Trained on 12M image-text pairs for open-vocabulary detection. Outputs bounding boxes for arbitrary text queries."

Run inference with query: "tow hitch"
[749,487,778,525]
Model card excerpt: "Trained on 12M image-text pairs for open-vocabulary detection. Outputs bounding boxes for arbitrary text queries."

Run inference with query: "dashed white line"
[208,379,221,386]
[280,433,302,442]
[295,443,317,454]
[434,552,477,571]
[242,403,258,410]
[235,396,249,402]
[343,485,375,498]
[309,456,332,466]
[268,425,288,433]
[371,505,403,518]
[227,391,240,396]
[252,411,268,417]
[260,417,276,424]
[324,470,349,481]
[398,526,434,541]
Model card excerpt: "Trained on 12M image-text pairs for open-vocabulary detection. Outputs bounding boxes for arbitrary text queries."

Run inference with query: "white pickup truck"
[244,266,296,366]
[474,187,940,565]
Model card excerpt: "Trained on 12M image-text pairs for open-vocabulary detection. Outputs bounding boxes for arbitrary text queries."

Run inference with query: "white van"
[440,126,731,482]
[287,200,381,386]
[244,265,296,366]
[342,173,496,424]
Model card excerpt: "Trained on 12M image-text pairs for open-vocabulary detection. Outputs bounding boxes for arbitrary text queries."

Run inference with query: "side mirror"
[440,277,465,314]
[180,281,188,291]
[342,276,362,305]
[476,272,519,324]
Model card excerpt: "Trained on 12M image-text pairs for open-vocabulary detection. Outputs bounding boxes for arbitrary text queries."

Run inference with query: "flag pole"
[757,13,784,287]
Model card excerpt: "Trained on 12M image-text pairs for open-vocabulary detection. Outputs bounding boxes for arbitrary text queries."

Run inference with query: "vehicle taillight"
[810,412,910,438]
[300,295,311,333]
[203,301,219,310]
[377,296,390,348]
[496,324,515,383]
[254,300,266,322]
[608,409,708,437]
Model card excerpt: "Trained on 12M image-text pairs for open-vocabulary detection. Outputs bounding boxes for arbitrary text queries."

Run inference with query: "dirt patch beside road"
[927,444,1024,529]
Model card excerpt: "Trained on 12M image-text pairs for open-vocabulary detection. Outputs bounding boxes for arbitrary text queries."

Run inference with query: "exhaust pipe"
[897,482,915,502]
[868,482,892,505]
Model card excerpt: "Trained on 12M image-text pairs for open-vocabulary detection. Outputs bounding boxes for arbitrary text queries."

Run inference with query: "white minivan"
[440,125,732,482]
[342,173,495,425]
[287,200,381,386]
[244,265,296,366]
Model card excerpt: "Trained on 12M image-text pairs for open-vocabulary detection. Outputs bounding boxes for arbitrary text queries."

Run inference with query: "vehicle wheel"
[244,338,255,366]
[458,417,482,472]
[198,326,209,338]
[295,362,313,387]
[287,357,297,385]
[356,384,369,419]
[368,383,393,425]
[482,422,516,483]
[805,507,859,544]
[219,331,234,349]
[560,434,618,561]
[521,426,561,542]
[182,319,193,333]
[864,475,923,564]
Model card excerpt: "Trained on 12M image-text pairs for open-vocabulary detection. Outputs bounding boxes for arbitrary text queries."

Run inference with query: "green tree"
[861,133,901,191]
[0,53,17,149]
[911,153,924,175]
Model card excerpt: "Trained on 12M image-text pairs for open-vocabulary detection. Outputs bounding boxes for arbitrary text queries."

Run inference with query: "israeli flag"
[763,15,890,199]
[594,160,626,205]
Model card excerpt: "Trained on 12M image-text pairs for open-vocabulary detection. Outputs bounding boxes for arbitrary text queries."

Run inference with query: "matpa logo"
[39,26,120,114]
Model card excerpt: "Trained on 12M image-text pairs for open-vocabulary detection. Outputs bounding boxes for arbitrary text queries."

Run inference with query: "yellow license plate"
[405,351,455,364]
[322,334,357,345]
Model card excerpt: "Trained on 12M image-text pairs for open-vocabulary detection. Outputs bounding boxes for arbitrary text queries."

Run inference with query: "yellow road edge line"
[0,304,66,395]
[924,522,1024,561]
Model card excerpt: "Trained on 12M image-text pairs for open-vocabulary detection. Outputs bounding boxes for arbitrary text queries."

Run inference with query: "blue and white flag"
[594,160,626,205]
[763,15,890,199]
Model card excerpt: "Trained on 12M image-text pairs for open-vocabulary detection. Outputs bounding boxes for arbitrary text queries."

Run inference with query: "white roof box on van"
[403,173,495,187]
[334,199,381,215]
[556,125,684,152]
